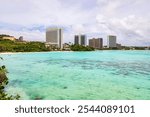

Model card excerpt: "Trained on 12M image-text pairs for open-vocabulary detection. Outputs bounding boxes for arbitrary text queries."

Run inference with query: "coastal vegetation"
[0,57,20,100]
[70,44,94,51]
[0,36,49,52]
[0,34,149,52]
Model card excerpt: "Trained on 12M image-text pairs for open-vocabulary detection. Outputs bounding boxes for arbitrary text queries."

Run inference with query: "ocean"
[1,50,150,100]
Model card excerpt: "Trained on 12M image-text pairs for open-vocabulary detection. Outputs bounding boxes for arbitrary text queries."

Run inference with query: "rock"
[0,72,7,84]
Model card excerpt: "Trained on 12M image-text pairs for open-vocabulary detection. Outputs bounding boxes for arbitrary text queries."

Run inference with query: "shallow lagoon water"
[1,50,150,100]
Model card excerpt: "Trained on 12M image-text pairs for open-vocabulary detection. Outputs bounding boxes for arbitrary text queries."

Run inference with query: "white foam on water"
[6,86,29,100]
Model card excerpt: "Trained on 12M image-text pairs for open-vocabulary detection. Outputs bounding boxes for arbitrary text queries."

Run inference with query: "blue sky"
[0,0,150,46]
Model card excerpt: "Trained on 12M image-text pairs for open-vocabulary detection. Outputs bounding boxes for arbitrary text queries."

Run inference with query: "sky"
[0,0,150,46]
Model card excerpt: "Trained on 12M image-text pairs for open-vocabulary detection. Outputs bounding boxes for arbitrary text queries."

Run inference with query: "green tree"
[0,57,20,100]
[0,38,49,52]
[70,44,94,51]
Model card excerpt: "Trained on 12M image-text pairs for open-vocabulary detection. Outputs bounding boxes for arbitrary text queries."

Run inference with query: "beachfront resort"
[0,27,150,53]
[0,27,150,100]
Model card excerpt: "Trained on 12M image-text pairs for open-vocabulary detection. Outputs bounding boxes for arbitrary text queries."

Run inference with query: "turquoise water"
[0,51,150,100]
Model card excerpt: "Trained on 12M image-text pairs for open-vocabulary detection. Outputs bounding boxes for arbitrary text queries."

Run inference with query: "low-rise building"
[2,36,16,41]
[63,43,71,51]
[145,47,150,50]
[116,43,122,49]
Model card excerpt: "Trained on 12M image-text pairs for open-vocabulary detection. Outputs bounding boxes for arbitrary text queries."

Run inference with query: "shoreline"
[0,51,74,54]
[0,50,149,55]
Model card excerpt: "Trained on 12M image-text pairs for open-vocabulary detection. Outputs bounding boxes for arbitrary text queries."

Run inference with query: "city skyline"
[0,0,150,46]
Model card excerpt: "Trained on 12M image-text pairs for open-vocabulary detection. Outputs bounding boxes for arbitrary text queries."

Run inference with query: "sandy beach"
[0,51,74,55]
[0,52,18,55]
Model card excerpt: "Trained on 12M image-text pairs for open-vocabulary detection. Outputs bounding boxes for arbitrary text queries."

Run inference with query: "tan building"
[63,43,71,51]
[2,36,16,41]
[89,38,103,49]
[46,28,63,49]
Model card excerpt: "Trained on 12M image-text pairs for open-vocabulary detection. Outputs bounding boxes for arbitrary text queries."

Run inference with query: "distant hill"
[0,37,49,52]
[0,34,12,38]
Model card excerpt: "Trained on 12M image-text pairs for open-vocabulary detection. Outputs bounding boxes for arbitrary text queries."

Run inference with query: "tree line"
[0,39,49,52]
[0,57,20,100]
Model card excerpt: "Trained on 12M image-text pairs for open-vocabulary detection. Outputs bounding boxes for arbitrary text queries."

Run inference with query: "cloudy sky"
[0,0,150,46]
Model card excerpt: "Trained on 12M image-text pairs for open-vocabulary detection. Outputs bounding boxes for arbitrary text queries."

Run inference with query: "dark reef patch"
[34,97,44,100]
[114,70,130,76]
[63,86,68,89]
[81,65,94,70]
[10,79,22,86]
[135,87,140,90]
[147,88,150,90]
[62,65,69,68]
[33,95,45,100]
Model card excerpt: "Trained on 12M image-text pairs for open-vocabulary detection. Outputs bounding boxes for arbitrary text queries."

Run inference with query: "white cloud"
[94,0,150,46]
[0,0,95,26]
[0,29,45,41]
[0,0,150,46]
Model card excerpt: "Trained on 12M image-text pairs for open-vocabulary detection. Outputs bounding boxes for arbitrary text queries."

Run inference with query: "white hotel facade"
[46,28,63,49]
[107,35,117,48]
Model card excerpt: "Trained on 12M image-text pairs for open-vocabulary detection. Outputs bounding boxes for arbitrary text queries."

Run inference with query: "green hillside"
[0,37,48,52]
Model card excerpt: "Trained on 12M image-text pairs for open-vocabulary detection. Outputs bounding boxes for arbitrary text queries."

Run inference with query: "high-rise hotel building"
[89,38,103,49]
[74,34,87,46]
[107,35,117,48]
[46,28,63,49]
